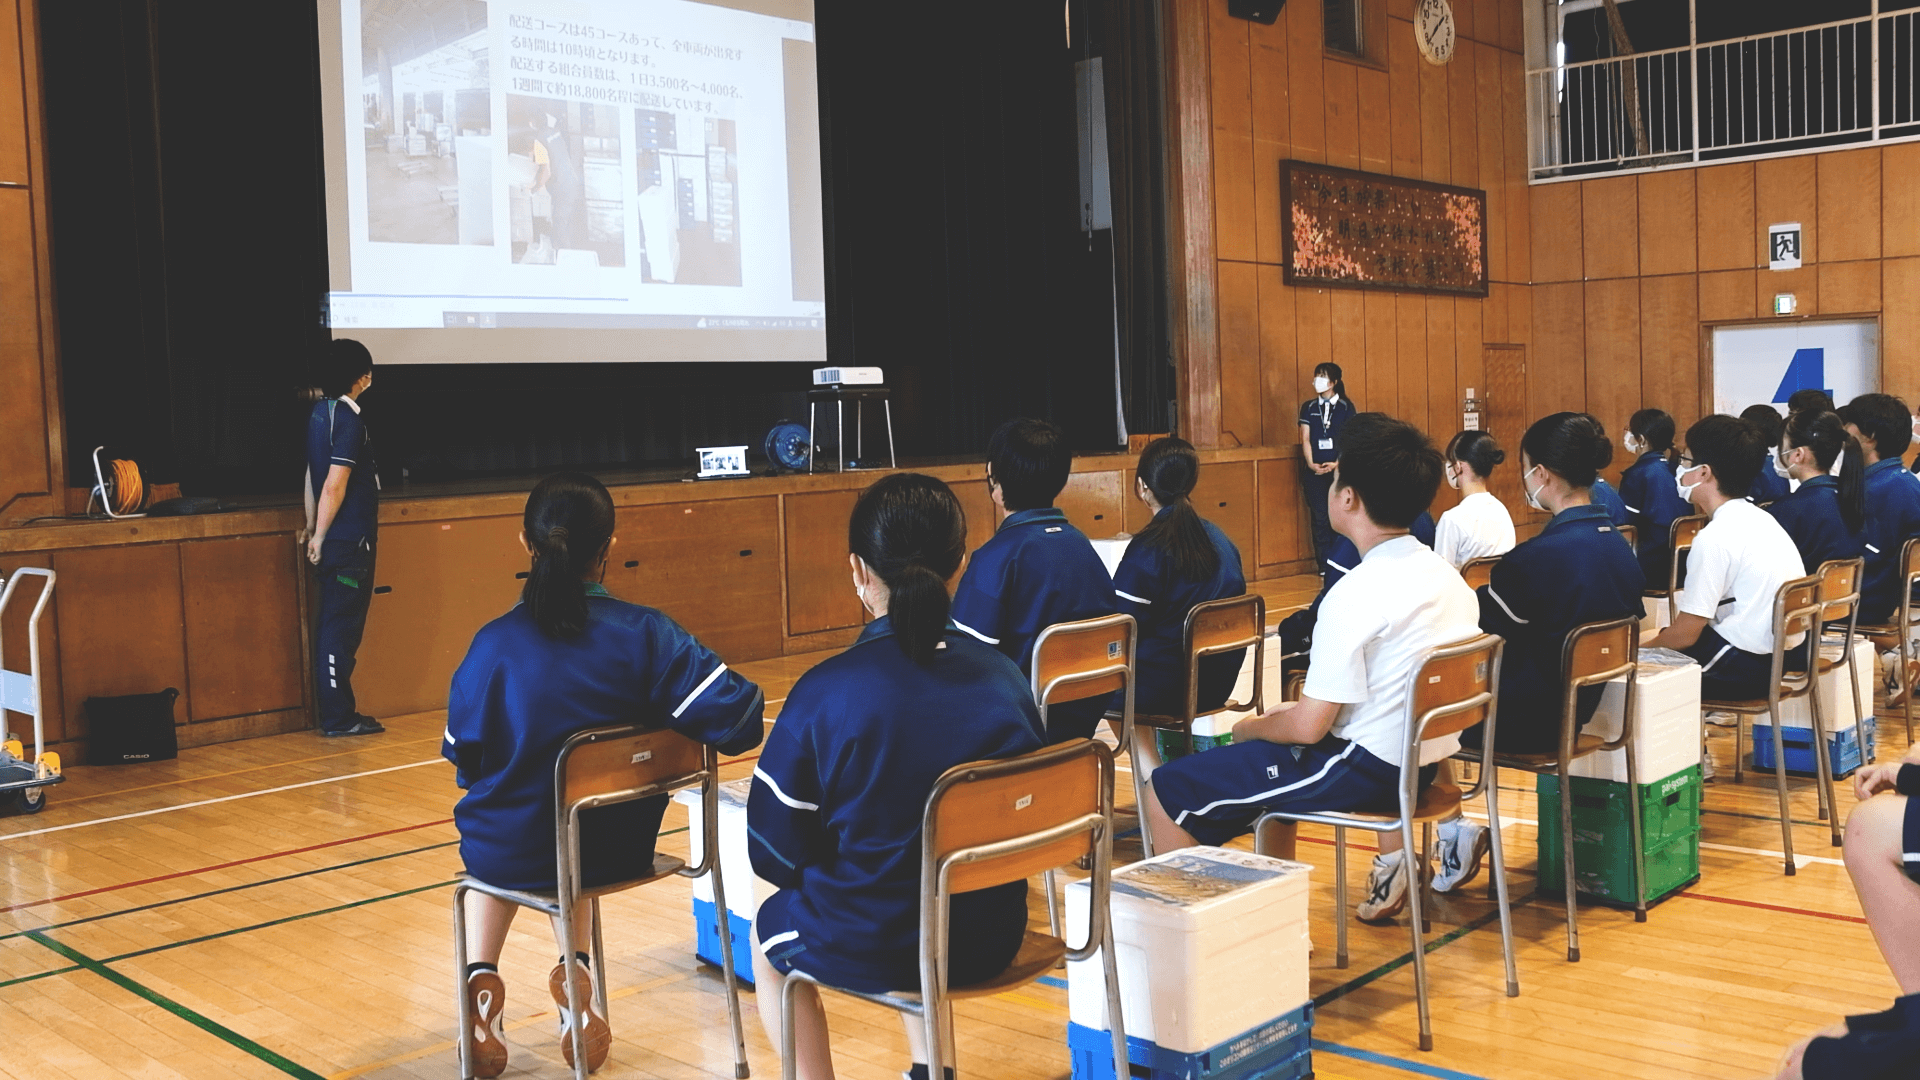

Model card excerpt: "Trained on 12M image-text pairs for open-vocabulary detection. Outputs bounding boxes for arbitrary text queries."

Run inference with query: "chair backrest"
[923,738,1111,895]
[1182,594,1266,720]
[1816,557,1865,626]
[1667,514,1708,594]
[1772,575,1823,664]
[1402,634,1503,751]
[1459,556,1500,591]
[555,725,707,822]
[1617,523,1637,548]
[1031,613,1136,751]
[1905,537,1920,586]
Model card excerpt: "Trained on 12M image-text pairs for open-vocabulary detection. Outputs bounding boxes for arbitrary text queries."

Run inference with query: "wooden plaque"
[1280,160,1488,298]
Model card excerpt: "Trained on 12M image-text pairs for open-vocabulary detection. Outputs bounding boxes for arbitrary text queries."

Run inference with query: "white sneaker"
[1701,744,1717,782]
[1356,850,1411,923]
[1430,820,1490,893]
[1703,711,1738,728]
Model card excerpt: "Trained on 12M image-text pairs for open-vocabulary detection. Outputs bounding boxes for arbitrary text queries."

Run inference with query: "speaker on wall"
[1227,0,1284,24]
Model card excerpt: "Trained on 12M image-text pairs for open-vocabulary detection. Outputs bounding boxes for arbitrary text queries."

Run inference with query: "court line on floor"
[1310,1040,1489,1080]
[1675,890,1869,925]
[42,737,446,806]
[1461,810,1848,868]
[1312,898,1523,1010]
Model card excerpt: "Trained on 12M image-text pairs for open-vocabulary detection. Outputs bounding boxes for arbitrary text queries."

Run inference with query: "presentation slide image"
[361,1,493,246]
[506,95,627,268]
[636,111,742,286]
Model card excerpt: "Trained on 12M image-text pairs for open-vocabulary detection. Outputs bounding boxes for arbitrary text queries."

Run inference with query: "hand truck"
[0,568,61,813]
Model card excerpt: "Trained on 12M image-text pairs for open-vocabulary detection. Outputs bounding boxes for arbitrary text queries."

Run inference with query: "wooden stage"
[0,576,1901,1080]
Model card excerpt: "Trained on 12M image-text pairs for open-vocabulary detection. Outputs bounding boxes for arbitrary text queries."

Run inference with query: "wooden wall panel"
[1417,26,1451,184]
[1057,472,1123,540]
[1754,156,1818,265]
[51,544,189,741]
[1638,171,1698,277]
[1582,279,1641,455]
[1425,298,1459,462]
[611,497,782,663]
[1284,0,1325,161]
[1759,266,1817,318]
[1193,461,1256,578]
[1256,265,1298,445]
[0,556,61,744]
[1209,1,1256,263]
[1217,261,1262,447]
[784,490,862,636]
[1821,260,1881,315]
[1640,275,1701,435]
[1531,282,1586,417]
[1363,291,1399,415]
[0,188,49,522]
[0,0,29,184]
[1582,176,1639,281]
[1447,49,1480,190]
[1531,183,1583,283]
[1886,144,1920,259]
[180,536,304,723]
[1500,48,1531,283]
[1454,298,1487,426]
[1389,16,1422,177]
[1885,258,1920,401]
[1295,287,1332,414]
[1697,163,1756,271]
[1356,67,1391,173]
[1396,293,1429,424]
[1249,21,1291,265]
[1699,270,1757,323]
[1322,57,1360,170]
[1817,148,1881,264]
[948,479,999,560]
[1474,41,1507,281]
[1256,459,1308,568]
[1328,290,1366,409]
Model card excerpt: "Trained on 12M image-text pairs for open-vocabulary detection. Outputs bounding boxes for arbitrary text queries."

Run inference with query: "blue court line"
[1311,1039,1490,1080]
[1036,975,1068,989]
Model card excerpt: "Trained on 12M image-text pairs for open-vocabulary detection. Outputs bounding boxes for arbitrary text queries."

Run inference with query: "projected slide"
[318,0,826,363]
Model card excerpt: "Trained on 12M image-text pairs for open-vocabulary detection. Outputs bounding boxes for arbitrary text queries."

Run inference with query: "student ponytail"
[521,472,616,639]
[848,473,968,665]
[1783,409,1868,534]
[1520,412,1613,489]
[1133,437,1221,581]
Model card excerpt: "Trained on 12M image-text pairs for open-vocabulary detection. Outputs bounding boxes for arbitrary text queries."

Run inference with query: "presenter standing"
[303,339,384,738]
[1298,362,1355,575]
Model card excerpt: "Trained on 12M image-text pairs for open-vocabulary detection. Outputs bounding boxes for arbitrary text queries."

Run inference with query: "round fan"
[764,421,812,474]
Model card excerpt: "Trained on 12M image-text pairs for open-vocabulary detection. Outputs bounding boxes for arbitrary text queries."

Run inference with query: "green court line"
[28,932,328,1080]
[1312,892,1535,1009]
[0,963,80,990]
[99,879,459,964]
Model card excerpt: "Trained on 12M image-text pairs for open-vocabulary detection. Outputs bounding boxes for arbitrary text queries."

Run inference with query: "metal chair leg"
[1101,890,1129,1080]
[1624,744,1648,924]
[453,883,474,1080]
[1400,817,1434,1051]
[1732,712,1744,784]
[1044,870,1063,938]
[1420,822,1434,935]
[1844,645,1870,765]
[1334,826,1349,969]
[555,894,588,1080]
[1131,738,1160,860]
[1768,703,1797,876]
[779,973,803,1080]
[1810,680,1841,847]
[590,898,609,1019]
[1559,764,1580,962]
[709,826,751,1078]
[1483,773,1519,997]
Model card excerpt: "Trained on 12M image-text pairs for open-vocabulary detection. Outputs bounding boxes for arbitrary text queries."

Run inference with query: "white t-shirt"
[1677,497,1807,656]
[1433,491,1517,569]
[1303,535,1484,768]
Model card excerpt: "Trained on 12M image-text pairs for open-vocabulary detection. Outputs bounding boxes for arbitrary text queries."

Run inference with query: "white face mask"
[1313,376,1332,394]
[1910,416,1920,445]
[1445,464,1461,491]
[1773,448,1794,479]
[1623,434,1642,454]
[1522,464,1547,511]
[1676,464,1706,506]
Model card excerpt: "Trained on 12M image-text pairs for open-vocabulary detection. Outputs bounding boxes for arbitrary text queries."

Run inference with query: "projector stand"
[807,386,896,473]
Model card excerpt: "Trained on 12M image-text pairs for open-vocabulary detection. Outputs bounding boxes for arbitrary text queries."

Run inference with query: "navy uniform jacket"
[1298,394,1357,466]
[951,508,1118,740]
[305,397,379,545]
[1765,475,1867,575]
[748,617,1043,992]
[1589,479,1630,526]
[1474,503,1644,755]
[1114,510,1248,715]
[1619,451,1691,590]
[1861,458,1920,623]
[444,583,765,890]
[1749,451,1792,503]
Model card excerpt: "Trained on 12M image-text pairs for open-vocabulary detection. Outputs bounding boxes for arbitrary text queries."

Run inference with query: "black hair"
[1684,414,1764,499]
[1628,408,1677,461]
[848,473,968,665]
[1842,392,1913,461]
[1783,409,1867,534]
[1787,388,1835,415]
[319,338,374,399]
[986,418,1072,512]
[1333,413,1442,529]
[1740,404,1785,451]
[1313,362,1348,401]
[1133,437,1221,581]
[521,472,616,639]
[1519,412,1614,489]
[1444,430,1506,479]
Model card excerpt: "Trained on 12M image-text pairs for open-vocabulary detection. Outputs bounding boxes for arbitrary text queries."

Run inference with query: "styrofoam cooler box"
[675,777,773,982]
[1064,847,1311,1055]
[1568,653,1702,784]
[1778,638,1875,731]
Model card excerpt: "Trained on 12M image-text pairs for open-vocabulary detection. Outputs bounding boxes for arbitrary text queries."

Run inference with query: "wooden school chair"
[777,738,1129,1080]
[1463,617,1645,959]
[1701,575,1824,875]
[1029,613,1137,936]
[1858,537,1920,745]
[1254,634,1516,1052]
[1643,514,1708,626]
[1132,593,1267,858]
[452,725,750,1080]
[1811,557,1870,842]
[1618,523,1637,549]
[1459,555,1501,591]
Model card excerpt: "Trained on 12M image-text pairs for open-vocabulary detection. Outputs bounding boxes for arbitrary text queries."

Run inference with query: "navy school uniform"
[1589,478,1631,526]
[1860,458,1920,623]
[1113,510,1248,716]
[443,583,765,891]
[1472,503,1644,756]
[1410,510,1436,548]
[1749,450,1792,504]
[1619,451,1692,591]
[1277,513,1431,675]
[749,617,1044,993]
[951,508,1118,742]
[306,396,382,731]
[1766,474,1867,575]
[1298,394,1357,572]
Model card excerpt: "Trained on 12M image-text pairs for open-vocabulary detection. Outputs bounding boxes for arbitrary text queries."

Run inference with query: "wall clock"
[1416,0,1456,65]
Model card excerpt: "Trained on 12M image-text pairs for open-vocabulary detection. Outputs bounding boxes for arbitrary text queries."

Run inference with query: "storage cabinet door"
[357,517,526,718]
[611,496,781,662]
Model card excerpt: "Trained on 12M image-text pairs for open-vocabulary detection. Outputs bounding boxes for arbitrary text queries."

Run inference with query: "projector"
[813,366,883,386]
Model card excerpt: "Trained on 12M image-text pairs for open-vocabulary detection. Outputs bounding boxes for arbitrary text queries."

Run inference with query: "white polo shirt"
[1303,535,1483,768]
[1433,491,1517,569]
[1676,497,1807,656]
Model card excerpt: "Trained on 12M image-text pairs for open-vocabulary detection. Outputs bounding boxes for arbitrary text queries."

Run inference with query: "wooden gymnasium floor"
[0,574,1904,1080]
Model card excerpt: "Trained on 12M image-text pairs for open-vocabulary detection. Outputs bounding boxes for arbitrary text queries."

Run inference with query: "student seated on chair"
[951,418,1117,742]
[1112,437,1247,718]
[1766,409,1868,575]
[1642,415,1809,701]
[1744,404,1792,504]
[1620,408,1693,592]
[1838,394,1920,626]
[1429,413,1646,896]
[1433,430,1515,569]
[1771,745,1920,1079]
[749,474,1044,1080]
[1276,516,1434,681]
[444,473,766,1079]
[1141,414,1479,923]
[1589,475,1630,526]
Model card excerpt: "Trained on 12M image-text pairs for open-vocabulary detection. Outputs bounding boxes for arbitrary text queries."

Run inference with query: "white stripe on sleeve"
[671,663,730,718]
[953,620,1000,645]
[443,728,455,745]
[1487,586,1529,625]
[1116,590,1151,605]
[753,766,820,811]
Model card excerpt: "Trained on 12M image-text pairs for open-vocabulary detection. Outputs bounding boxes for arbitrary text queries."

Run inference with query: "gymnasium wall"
[0,0,61,527]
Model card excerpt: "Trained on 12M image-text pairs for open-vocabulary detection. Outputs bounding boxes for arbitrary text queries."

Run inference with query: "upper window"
[1325,0,1363,58]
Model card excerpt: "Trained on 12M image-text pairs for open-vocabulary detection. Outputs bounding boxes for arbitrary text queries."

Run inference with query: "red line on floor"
[1676,890,1869,925]
[1,817,455,915]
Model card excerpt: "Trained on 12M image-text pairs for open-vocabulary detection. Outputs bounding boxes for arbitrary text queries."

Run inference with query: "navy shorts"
[1905,794,1920,887]
[1680,624,1809,703]
[755,882,1028,994]
[1150,735,1410,847]
[1802,993,1920,1079]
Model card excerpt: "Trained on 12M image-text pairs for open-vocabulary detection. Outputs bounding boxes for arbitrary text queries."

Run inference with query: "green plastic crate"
[1535,766,1702,907]
[1154,728,1232,762]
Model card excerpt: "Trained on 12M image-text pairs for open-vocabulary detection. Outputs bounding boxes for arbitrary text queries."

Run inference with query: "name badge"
[1317,438,1333,450]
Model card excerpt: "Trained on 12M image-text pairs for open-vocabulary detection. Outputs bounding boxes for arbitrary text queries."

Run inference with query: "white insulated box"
[1064,847,1311,1054]
[1567,654,1702,784]
[1778,638,1875,731]
[675,777,774,913]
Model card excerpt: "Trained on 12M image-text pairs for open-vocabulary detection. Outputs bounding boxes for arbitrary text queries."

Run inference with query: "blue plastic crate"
[693,896,756,986]
[1067,1004,1313,1080]
[1751,715,1876,778]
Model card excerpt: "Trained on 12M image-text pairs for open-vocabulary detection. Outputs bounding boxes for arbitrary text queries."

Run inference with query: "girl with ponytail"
[1114,437,1248,719]
[1766,409,1869,574]
[444,472,765,1078]
[1298,362,1358,573]
[748,474,1045,1080]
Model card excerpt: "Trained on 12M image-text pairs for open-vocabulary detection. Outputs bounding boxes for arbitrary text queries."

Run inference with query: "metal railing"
[1529,9,1920,180]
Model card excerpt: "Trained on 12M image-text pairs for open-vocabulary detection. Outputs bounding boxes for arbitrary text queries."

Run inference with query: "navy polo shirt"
[1619,451,1691,586]
[1860,457,1920,623]
[1113,509,1247,715]
[1766,474,1867,575]
[1298,394,1357,466]
[306,397,380,545]
[1411,510,1435,548]
[748,617,1043,992]
[951,507,1117,741]
[1749,450,1792,503]
[1589,478,1630,526]
[1474,503,1644,755]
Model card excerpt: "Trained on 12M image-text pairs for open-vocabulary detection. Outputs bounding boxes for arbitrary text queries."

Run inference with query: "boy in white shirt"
[1644,414,1809,701]
[1434,430,1517,568]
[1144,414,1482,920]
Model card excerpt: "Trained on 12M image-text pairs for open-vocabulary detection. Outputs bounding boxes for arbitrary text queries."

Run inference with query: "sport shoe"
[1356,850,1411,924]
[466,969,509,1079]
[321,719,385,737]
[551,961,611,1073]
[1703,711,1738,728]
[1701,744,1717,782]
[1888,660,1920,709]
[1430,820,1490,894]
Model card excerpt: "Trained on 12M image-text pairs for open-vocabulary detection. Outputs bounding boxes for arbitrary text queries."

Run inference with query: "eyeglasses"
[1676,455,1696,469]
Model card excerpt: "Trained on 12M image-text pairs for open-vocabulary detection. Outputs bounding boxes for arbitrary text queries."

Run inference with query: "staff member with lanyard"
[304,338,384,738]
[1298,362,1355,575]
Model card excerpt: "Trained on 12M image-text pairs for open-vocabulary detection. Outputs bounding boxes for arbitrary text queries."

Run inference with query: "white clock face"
[1416,0,1456,65]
